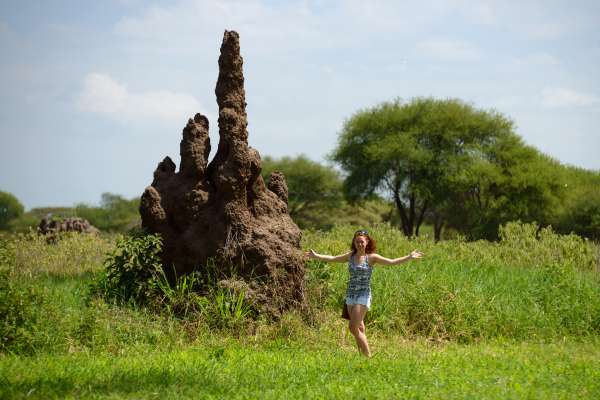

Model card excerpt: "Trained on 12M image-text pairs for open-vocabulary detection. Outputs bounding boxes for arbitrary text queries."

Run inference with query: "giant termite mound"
[139,30,305,315]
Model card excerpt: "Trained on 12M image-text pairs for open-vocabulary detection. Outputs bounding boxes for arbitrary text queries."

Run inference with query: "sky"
[1,0,599,210]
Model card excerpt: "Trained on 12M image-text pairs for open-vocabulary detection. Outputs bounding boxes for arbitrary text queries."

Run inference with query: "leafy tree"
[261,155,395,230]
[332,97,563,240]
[444,143,565,239]
[554,166,600,241]
[76,193,140,232]
[261,155,344,229]
[0,191,24,230]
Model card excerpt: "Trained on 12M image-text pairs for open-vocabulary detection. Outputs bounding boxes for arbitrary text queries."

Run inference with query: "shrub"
[92,233,255,330]
[92,233,163,305]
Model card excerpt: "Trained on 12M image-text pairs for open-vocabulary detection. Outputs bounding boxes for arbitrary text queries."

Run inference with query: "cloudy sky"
[1,0,599,209]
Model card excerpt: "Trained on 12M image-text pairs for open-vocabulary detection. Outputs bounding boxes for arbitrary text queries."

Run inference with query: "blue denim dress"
[345,254,373,309]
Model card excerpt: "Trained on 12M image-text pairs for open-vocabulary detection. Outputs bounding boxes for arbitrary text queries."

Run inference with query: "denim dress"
[345,254,373,309]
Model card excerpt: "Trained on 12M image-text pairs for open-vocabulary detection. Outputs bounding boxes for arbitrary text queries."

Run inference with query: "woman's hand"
[305,249,318,259]
[409,250,424,260]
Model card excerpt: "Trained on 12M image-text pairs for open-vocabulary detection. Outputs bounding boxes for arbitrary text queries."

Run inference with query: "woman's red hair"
[351,233,376,254]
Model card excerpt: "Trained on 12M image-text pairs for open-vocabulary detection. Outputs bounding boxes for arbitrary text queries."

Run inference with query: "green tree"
[76,193,140,232]
[0,191,24,230]
[445,143,564,239]
[332,97,563,240]
[261,155,344,229]
[554,166,600,241]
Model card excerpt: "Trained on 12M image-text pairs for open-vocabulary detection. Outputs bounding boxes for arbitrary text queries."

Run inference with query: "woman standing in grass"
[306,229,423,357]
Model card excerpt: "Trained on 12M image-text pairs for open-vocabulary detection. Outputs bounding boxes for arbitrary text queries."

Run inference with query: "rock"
[139,30,305,316]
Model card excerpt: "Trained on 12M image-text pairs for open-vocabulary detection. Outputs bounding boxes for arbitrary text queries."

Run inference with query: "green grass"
[304,223,600,341]
[1,223,600,398]
[2,339,599,399]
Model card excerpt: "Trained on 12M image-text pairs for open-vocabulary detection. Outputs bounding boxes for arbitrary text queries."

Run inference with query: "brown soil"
[139,31,305,316]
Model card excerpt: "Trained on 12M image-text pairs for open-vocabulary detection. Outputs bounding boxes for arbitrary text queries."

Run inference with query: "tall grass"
[1,222,599,356]
[303,222,600,342]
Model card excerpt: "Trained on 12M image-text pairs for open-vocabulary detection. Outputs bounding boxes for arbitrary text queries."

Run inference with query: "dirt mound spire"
[139,30,304,315]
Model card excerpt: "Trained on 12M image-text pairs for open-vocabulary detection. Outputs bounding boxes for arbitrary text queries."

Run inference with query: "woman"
[306,229,423,357]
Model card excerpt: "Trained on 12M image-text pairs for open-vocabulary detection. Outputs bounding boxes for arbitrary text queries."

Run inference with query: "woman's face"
[354,235,368,251]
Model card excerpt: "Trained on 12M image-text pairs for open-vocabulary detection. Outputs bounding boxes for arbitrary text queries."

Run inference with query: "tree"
[0,191,24,230]
[332,97,563,240]
[554,166,600,241]
[261,155,344,229]
[75,193,140,232]
[443,142,564,239]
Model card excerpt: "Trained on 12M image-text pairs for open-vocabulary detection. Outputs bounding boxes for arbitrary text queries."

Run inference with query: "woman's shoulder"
[366,253,381,265]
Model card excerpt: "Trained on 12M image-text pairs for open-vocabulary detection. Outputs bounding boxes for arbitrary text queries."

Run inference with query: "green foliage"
[0,190,24,230]
[261,155,344,229]
[304,223,600,342]
[151,268,204,318]
[332,97,564,240]
[0,240,44,354]
[554,166,600,240]
[2,340,600,399]
[1,221,599,359]
[7,207,77,233]
[449,148,565,240]
[200,287,254,330]
[261,155,395,230]
[94,233,163,305]
[76,192,141,232]
[497,221,596,270]
[1,224,600,398]
[10,230,113,277]
[5,192,141,233]
[93,233,255,330]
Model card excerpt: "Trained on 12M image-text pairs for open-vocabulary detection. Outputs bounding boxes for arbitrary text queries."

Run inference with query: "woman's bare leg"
[348,304,371,357]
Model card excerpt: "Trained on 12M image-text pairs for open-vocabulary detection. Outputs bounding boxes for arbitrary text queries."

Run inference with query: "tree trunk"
[394,189,411,237]
[415,200,428,237]
[433,214,444,242]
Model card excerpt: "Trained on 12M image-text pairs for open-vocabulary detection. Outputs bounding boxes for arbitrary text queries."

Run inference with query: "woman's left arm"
[369,250,423,266]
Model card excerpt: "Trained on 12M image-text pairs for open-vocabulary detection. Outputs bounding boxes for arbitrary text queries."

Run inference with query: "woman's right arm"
[306,249,351,263]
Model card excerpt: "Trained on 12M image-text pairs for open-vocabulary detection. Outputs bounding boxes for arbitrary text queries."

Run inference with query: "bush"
[92,233,163,305]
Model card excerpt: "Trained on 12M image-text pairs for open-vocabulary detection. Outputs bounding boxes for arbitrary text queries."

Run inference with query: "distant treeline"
[2,192,140,233]
[261,155,600,241]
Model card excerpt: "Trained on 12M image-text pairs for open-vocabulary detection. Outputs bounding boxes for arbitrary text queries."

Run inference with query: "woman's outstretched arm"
[369,250,423,266]
[305,249,352,263]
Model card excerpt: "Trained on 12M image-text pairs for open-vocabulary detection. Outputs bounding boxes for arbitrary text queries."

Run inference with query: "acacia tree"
[332,97,562,240]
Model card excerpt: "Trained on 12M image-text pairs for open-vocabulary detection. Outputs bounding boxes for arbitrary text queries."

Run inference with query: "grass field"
[2,339,599,399]
[1,223,599,398]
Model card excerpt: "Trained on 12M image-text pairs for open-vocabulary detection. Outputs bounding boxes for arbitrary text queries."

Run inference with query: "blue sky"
[1,0,599,209]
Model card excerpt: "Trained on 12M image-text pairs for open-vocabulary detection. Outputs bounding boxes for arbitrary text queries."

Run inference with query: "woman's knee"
[349,321,361,335]
[358,322,365,334]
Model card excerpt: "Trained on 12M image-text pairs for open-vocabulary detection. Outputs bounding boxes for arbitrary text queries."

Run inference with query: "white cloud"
[113,0,323,55]
[417,39,480,61]
[78,72,205,121]
[541,88,600,108]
